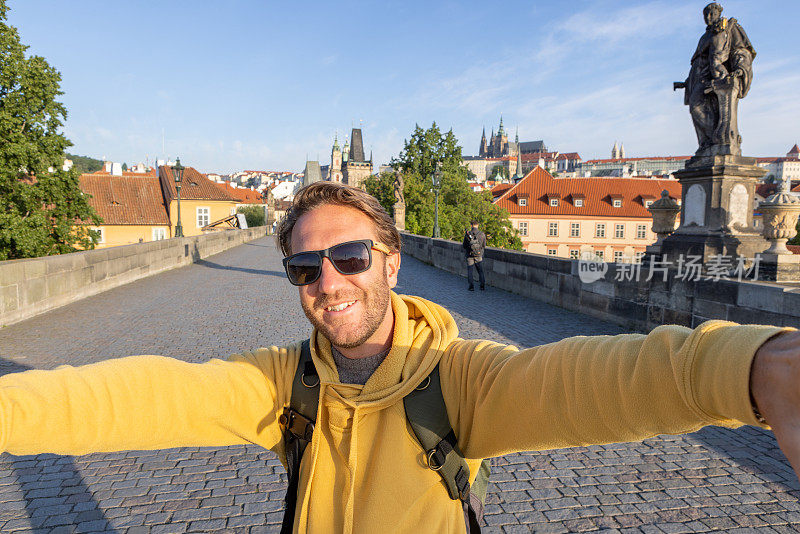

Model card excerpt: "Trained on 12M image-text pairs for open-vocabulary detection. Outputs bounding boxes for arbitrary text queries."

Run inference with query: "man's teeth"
[326,301,355,312]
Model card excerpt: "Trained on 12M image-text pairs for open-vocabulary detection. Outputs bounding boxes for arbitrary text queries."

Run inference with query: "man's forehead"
[291,204,378,250]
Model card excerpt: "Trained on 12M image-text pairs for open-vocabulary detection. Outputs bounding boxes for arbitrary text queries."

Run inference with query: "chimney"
[111,162,123,176]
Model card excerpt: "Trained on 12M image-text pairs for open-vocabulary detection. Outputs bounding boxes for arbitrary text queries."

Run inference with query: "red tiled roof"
[490,183,513,198]
[789,144,800,154]
[79,174,170,225]
[495,167,681,218]
[159,166,237,202]
[214,182,266,204]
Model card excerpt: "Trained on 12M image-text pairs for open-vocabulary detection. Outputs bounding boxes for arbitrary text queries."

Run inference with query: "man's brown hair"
[277,182,401,256]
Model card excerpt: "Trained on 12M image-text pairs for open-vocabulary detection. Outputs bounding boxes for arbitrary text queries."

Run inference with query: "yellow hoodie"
[0,293,787,533]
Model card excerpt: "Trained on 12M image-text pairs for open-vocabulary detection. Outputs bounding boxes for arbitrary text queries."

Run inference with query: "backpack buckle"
[280,407,315,442]
[427,448,445,471]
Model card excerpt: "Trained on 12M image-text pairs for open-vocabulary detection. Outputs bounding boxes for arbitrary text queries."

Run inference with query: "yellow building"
[79,174,171,248]
[158,166,239,237]
[79,166,238,248]
[494,167,682,263]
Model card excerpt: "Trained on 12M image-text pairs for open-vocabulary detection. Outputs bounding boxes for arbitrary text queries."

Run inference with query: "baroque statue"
[393,170,405,205]
[674,2,755,158]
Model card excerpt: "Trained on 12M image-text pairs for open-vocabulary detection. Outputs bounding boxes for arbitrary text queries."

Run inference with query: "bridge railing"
[400,233,800,331]
[0,227,266,327]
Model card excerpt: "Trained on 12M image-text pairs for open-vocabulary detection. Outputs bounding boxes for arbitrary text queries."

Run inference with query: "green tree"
[0,1,100,260]
[237,205,266,227]
[365,122,522,250]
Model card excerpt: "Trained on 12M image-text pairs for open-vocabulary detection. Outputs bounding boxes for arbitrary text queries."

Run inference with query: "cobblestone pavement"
[0,237,798,533]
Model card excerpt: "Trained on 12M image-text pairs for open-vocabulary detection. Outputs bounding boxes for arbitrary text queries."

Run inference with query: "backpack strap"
[278,339,319,534]
[404,365,488,533]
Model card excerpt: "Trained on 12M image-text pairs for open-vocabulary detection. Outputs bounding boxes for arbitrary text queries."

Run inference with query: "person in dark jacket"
[462,221,487,291]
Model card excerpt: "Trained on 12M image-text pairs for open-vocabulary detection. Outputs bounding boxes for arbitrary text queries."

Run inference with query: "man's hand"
[751,330,800,480]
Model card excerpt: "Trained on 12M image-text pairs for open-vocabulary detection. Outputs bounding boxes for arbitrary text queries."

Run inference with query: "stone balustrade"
[0,227,266,327]
[401,233,800,331]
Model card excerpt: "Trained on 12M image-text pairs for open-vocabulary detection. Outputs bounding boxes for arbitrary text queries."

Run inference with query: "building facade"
[327,128,373,188]
[494,167,682,262]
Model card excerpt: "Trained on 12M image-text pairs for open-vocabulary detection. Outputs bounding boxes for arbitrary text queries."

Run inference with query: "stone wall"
[401,233,800,331]
[0,228,266,327]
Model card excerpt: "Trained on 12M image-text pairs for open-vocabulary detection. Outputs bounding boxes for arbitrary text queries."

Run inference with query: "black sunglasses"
[282,239,392,286]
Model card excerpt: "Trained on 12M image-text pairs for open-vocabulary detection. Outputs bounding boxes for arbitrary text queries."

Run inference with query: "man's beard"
[301,273,392,349]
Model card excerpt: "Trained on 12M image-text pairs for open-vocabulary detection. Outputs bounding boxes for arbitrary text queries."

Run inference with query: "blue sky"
[7,1,800,174]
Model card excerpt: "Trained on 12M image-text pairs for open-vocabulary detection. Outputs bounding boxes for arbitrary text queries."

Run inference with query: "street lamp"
[432,163,442,239]
[173,158,185,237]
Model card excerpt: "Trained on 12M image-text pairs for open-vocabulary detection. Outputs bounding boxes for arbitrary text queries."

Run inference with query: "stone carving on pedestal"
[684,185,706,227]
[728,183,749,229]
[645,190,681,256]
[393,171,406,231]
[757,182,800,281]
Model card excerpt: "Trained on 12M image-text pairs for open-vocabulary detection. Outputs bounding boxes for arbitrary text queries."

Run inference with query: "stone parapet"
[0,227,266,327]
[400,232,800,331]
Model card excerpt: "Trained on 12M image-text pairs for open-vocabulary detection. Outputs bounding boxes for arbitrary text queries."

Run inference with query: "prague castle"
[326,128,373,189]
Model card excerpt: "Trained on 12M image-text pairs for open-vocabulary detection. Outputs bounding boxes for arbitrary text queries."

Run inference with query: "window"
[635,252,645,263]
[636,224,647,239]
[614,251,624,263]
[612,198,622,208]
[615,223,625,239]
[518,221,528,237]
[197,207,210,228]
[549,198,559,207]
[547,248,557,256]
[645,200,654,208]
[569,249,580,259]
[518,198,527,206]
[548,222,558,237]
[574,198,584,207]
[152,228,167,241]
[570,222,580,238]
[595,250,604,261]
[92,227,105,244]
[595,223,606,238]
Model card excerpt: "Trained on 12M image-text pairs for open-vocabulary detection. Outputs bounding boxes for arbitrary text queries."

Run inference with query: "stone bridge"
[0,237,798,533]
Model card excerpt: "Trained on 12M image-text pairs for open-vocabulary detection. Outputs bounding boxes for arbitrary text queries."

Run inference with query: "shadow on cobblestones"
[0,358,115,532]
[195,259,285,278]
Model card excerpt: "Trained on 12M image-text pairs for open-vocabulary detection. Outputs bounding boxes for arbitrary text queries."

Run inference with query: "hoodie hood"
[310,291,460,405]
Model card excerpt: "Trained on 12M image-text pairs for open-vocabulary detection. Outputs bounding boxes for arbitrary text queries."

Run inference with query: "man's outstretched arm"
[751,330,800,479]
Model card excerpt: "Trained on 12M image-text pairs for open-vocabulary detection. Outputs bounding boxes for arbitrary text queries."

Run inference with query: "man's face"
[290,203,400,349]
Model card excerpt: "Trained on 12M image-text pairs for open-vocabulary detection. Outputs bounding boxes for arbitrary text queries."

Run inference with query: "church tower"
[494,116,509,156]
[612,141,620,160]
[330,133,343,182]
[479,127,488,157]
[619,143,626,159]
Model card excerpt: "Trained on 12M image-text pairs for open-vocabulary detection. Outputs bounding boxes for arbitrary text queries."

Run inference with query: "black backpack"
[467,231,482,257]
[278,340,491,533]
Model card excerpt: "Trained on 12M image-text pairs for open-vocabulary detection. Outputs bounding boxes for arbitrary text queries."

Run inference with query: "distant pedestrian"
[462,220,486,291]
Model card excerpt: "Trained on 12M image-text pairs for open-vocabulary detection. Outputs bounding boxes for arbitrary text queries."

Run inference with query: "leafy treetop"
[0,0,101,260]
[365,122,522,250]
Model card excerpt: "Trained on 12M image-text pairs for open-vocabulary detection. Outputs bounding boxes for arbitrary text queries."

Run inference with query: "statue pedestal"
[394,203,405,231]
[758,254,800,282]
[659,155,769,265]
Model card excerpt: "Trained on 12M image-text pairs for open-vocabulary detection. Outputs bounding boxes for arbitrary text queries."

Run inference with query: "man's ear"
[385,252,401,289]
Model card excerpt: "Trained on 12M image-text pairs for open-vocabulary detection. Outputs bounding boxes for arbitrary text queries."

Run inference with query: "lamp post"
[173,158,185,237]
[432,163,442,238]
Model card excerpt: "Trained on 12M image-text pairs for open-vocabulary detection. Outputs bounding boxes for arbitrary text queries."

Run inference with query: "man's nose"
[317,257,347,294]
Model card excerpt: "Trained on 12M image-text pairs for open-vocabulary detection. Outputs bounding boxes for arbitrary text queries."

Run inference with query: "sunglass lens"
[330,242,371,274]
[287,253,321,285]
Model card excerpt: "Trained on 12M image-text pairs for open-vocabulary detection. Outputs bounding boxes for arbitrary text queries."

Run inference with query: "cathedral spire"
[498,115,505,136]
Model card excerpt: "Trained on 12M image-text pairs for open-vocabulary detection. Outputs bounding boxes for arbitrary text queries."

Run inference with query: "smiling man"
[1,181,800,534]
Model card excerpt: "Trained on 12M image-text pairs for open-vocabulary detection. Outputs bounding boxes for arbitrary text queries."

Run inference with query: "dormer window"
[549,198,558,207]
[518,198,527,206]
[644,200,654,208]
[546,193,560,207]
[574,199,583,207]
[611,196,623,208]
